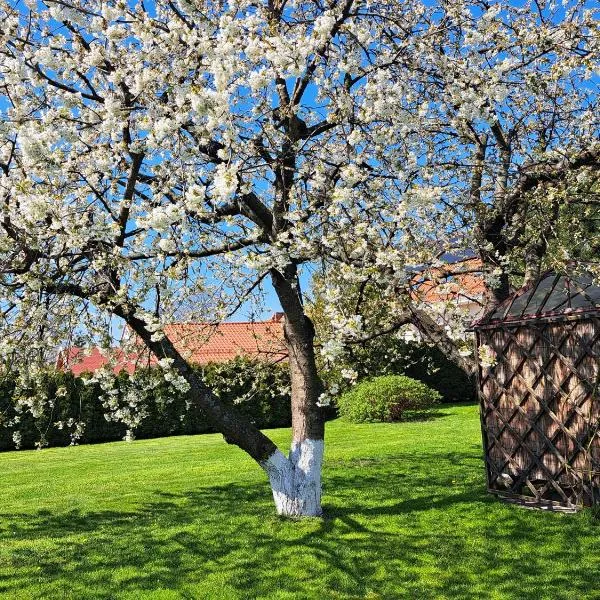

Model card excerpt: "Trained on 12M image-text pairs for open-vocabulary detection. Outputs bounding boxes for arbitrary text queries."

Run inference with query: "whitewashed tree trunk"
[268,268,326,516]
[262,439,324,517]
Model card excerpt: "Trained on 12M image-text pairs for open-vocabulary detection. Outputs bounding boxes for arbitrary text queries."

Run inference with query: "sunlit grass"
[0,403,598,599]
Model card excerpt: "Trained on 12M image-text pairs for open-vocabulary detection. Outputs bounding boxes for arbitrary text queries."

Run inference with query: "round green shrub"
[337,375,441,423]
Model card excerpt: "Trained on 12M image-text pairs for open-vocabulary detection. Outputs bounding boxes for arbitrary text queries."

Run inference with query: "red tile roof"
[411,258,487,303]
[58,313,287,375]
[57,347,142,376]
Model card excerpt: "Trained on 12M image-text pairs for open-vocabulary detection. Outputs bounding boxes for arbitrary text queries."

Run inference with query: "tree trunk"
[266,267,325,516]
[118,307,280,462]
[261,438,323,517]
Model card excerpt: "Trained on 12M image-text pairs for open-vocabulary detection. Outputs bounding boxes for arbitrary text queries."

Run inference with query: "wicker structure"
[473,272,600,511]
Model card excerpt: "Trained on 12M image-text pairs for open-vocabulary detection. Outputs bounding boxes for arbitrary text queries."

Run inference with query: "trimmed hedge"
[402,345,475,403]
[337,375,441,423]
[0,357,291,451]
[319,337,476,404]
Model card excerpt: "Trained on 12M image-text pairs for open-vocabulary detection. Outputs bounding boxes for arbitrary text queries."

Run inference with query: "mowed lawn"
[0,404,598,600]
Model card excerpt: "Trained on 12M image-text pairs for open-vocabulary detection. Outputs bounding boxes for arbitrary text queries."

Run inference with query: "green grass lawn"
[0,403,598,600]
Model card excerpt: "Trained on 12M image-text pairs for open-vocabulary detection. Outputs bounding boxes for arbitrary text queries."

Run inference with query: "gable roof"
[57,347,141,376]
[472,272,600,329]
[58,313,287,375]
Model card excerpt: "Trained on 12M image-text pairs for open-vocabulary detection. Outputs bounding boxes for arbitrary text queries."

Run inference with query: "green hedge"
[337,375,441,423]
[0,357,291,451]
[319,337,475,404]
[402,345,475,403]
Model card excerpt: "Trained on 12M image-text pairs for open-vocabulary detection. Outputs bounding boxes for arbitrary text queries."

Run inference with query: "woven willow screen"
[473,273,600,511]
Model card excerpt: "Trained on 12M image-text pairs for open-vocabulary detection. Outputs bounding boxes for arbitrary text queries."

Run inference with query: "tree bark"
[266,267,325,516]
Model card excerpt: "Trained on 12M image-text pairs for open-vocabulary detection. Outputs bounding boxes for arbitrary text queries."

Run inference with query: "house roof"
[57,347,142,376]
[411,258,486,304]
[472,272,600,329]
[58,313,287,375]
[163,318,286,365]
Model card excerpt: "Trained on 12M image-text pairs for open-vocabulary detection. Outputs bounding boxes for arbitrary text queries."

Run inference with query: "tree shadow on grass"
[0,450,598,600]
[399,408,453,423]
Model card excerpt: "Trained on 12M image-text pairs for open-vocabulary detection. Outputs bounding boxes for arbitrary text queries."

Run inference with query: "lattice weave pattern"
[477,317,600,509]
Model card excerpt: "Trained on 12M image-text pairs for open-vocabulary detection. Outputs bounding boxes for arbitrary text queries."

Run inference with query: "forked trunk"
[262,439,324,516]
[122,269,326,517]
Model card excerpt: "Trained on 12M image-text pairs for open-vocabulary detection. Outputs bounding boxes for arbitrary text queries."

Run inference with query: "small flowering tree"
[309,0,600,376]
